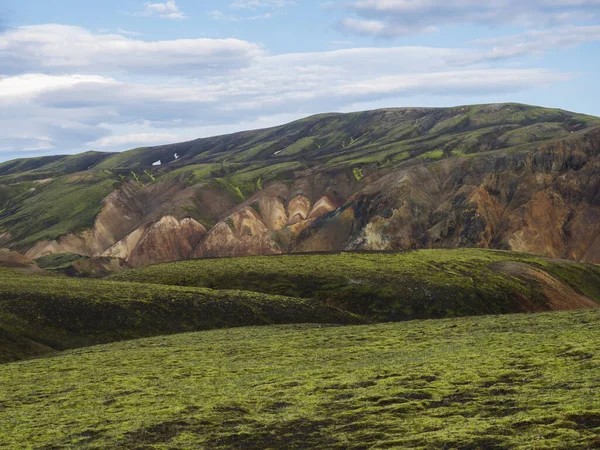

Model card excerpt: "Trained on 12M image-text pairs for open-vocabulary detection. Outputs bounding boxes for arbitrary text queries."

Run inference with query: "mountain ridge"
[1,103,599,266]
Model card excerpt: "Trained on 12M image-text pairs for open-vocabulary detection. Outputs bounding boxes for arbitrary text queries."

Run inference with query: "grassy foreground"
[113,249,600,320]
[1,310,599,449]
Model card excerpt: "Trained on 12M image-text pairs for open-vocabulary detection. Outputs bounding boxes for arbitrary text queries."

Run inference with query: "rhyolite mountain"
[1,103,600,267]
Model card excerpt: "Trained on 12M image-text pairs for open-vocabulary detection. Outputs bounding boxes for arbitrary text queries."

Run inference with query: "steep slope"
[298,126,600,261]
[1,103,600,265]
[113,249,600,321]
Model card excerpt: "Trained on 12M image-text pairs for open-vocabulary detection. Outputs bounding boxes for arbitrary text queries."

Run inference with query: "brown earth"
[302,127,600,263]
[0,249,42,273]
[493,261,600,311]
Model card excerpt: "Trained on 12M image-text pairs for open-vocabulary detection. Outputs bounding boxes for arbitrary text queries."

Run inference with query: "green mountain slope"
[0,151,115,180]
[2,310,599,449]
[1,103,599,266]
[91,104,598,170]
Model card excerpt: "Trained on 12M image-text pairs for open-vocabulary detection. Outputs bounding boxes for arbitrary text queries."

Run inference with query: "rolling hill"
[0,267,363,363]
[2,248,600,363]
[114,249,600,321]
[0,103,599,266]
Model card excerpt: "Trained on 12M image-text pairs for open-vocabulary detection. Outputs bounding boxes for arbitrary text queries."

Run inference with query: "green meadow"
[1,310,599,449]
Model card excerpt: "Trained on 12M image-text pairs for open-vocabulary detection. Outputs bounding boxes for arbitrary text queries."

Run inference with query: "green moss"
[215,178,245,201]
[418,149,445,160]
[223,162,303,197]
[130,171,144,187]
[1,309,600,448]
[0,152,113,178]
[163,164,221,185]
[143,170,156,182]
[35,253,88,270]
[353,168,365,182]
[113,249,600,322]
[94,147,151,170]
[0,267,363,363]
[497,123,569,147]
[279,137,317,156]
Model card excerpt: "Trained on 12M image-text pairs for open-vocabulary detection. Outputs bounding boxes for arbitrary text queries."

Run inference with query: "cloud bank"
[0,25,263,76]
[0,20,596,157]
[338,0,600,36]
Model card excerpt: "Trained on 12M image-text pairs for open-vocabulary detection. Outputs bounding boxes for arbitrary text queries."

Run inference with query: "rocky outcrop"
[300,127,600,263]
[105,216,206,267]
[194,207,281,258]
[308,196,338,220]
[258,196,288,231]
[287,195,312,225]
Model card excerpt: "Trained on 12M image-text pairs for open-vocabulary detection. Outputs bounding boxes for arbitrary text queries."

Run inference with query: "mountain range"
[1,102,599,268]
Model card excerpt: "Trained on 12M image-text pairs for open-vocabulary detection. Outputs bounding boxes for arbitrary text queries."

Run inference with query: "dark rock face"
[299,128,600,263]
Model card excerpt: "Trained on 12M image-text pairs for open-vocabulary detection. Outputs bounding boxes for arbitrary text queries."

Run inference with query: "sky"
[0,1,599,162]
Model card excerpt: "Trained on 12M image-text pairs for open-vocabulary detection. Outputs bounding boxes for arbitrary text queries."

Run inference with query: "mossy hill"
[3,248,600,363]
[113,249,600,321]
[0,267,362,363]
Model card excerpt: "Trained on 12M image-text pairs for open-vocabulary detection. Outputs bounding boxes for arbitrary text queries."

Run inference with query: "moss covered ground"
[0,268,362,363]
[1,310,600,449]
[113,249,600,321]
[35,252,89,270]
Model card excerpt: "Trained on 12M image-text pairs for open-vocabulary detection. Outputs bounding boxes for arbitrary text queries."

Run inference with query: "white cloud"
[339,18,386,35]
[89,133,186,148]
[0,23,596,157]
[0,74,115,103]
[330,40,355,46]
[116,28,142,36]
[475,25,600,60]
[339,0,600,36]
[0,25,263,76]
[142,1,186,19]
[210,0,294,21]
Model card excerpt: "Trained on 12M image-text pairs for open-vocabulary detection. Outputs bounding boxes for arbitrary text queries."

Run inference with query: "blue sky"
[1,0,599,162]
